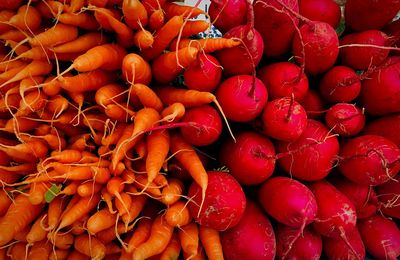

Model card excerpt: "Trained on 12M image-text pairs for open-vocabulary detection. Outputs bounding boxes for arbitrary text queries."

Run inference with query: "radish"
[299,89,327,119]
[180,105,222,146]
[360,58,400,115]
[339,135,400,186]
[358,214,400,260]
[363,113,400,147]
[319,66,361,103]
[215,2,264,76]
[383,19,400,48]
[257,62,309,101]
[299,0,341,29]
[325,103,365,137]
[292,21,339,75]
[275,224,322,260]
[323,228,366,260]
[254,0,299,57]
[345,0,400,31]
[188,171,246,231]
[276,119,339,181]
[208,0,248,33]
[215,75,268,122]
[220,200,276,260]
[261,97,308,141]
[339,30,390,70]
[330,176,379,219]
[183,53,222,93]
[375,174,400,218]
[309,180,357,239]
[258,176,318,228]
[219,131,275,186]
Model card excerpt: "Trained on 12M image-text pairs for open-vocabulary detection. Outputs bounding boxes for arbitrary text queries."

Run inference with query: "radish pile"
[0,0,400,259]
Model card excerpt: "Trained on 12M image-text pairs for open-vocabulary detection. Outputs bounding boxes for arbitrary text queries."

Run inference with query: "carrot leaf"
[45,184,62,203]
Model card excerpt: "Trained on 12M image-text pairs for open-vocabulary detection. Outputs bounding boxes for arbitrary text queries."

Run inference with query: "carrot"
[48,232,74,250]
[145,129,169,185]
[121,169,135,184]
[132,215,174,260]
[0,248,6,260]
[86,208,116,234]
[141,15,184,61]
[134,174,162,197]
[114,192,132,216]
[8,5,42,32]
[152,46,199,83]
[58,12,100,30]
[160,178,184,205]
[49,249,69,260]
[165,200,192,227]
[122,53,152,85]
[65,0,85,13]
[76,182,102,197]
[160,232,181,260]
[0,193,44,246]
[60,181,79,195]
[199,226,224,260]
[181,20,210,37]
[60,69,117,93]
[15,89,47,117]
[52,33,107,54]
[0,58,25,72]
[95,83,125,108]
[70,215,88,236]
[107,177,130,214]
[121,194,147,224]
[104,103,136,122]
[74,234,106,259]
[47,196,67,230]
[183,244,205,260]
[96,222,130,245]
[28,182,50,205]
[164,2,205,20]
[34,0,64,19]
[179,222,199,259]
[0,29,25,42]
[141,0,167,13]
[88,0,108,7]
[57,194,101,230]
[67,250,90,260]
[0,189,11,216]
[28,23,79,47]
[160,102,185,123]
[122,0,148,30]
[126,218,152,253]
[0,10,14,35]
[133,29,154,50]
[111,107,160,171]
[170,37,241,52]
[130,83,163,112]
[0,139,48,163]
[148,9,165,31]
[9,242,28,260]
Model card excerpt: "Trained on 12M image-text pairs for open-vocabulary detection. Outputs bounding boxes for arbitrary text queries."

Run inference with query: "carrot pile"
[0,0,234,259]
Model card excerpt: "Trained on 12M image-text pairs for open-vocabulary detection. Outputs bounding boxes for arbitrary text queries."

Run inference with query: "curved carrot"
[87,208,117,234]
[8,5,41,31]
[26,212,48,244]
[0,10,15,34]
[170,37,241,52]
[146,129,169,186]
[181,20,210,37]
[165,200,192,227]
[126,218,152,253]
[115,192,132,215]
[160,232,181,260]
[164,2,205,20]
[29,23,79,47]
[121,193,147,224]
[77,182,102,197]
[48,231,74,250]
[133,29,154,50]
[160,102,186,123]
[160,178,184,205]
[58,12,100,30]
[74,234,106,259]
[148,9,165,31]
[122,53,152,85]
[52,32,108,53]
[95,83,125,108]
[122,0,148,30]
[179,222,199,259]
[199,226,224,260]
[47,196,67,230]
[131,83,163,112]
[60,69,117,93]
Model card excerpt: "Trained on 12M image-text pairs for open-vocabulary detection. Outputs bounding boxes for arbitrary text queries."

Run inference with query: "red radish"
[319,66,361,103]
[339,135,400,186]
[330,176,379,219]
[276,119,339,181]
[254,0,299,57]
[345,0,400,31]
[299,0,341,29]
[261,97,308,141]
[325,103,365,137]
[220,200,276,260]
[358,214,400,260]
[215,75,268,122]
[183,53,222,93]
[299,89,327,119]
[215,3,264,76]
[323,228,366,260]
[363,113,400,147]
[292,21,339,75]
[276,225,322,260]
[219,131,275,186]
[208,0,248,33]
[258,176,318,228]
[180,105,222,146]
[257,62,308,101]
[375,174,400,218]
[188,171,246,231]
[339,30,390,70]
[383,19,400,48]
[360,58,400,115]
[309,180,357,238]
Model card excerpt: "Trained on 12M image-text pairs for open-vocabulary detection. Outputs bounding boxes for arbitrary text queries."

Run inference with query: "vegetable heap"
[0,0,400,259]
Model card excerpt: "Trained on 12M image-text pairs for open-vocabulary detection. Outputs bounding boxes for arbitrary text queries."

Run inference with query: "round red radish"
[257,62,309,101]
[208,0,248,33]
[276,224,322,260]
[323,228,366,260]
[358,214,400,260]
[339,30,390,70]
[360,58,400,115]
[330,176,379,219]
[309,180,357,238]
[319,66,361,103]
[254,0,299,57]
[339,135,400,186]
[258,176,318,227]
[183,53,222,92]
[188,171,246,231]
[299,0,341,29]
[299,89,327,119]
[219,131,275,185]
[325,103,365,137]
[180,105,222,146]
[292,21,339,75]
[215,75,268,122]
[261,97,307,141]
[276,119,339,181]
[363,113,400,147]
[375,174,400,218]
[220,200,276,260]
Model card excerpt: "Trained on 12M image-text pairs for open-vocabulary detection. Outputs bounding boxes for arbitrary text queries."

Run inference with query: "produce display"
[1,0,400,259]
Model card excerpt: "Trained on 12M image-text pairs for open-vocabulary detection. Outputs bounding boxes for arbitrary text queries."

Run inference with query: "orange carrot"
[65,0,85,13]
[130,83,163,112]
[148,9,165,31]
[134,174,162,197]
[0,189,11,216]
[160,102,185,123]
[104,103,136,122]
[145,129,169,185]
[121,194,147,224]
[0,139,48,163]
[160,178,184,205]
[126,218,152,253]
[199,226,224,260]
[25,212,48,244]
[77,182,102,197]
[179,222,199,259]
[0,58,25,72]
[133,29,154,50]
[160,232,181,260]
[183,244,206,260]
[9,242,28,260]
[181,20,210,37]
[95,83,125,108]
[170,37,241,52]
[74,234,106,259]
[35,0,64,19]
[47,196,67,230]
[115,192,132,216]
[48,231,74,250]
[28,182,50,205]
[15,89,47,117]
[165,200,192,227]
[52,32,107,54]
[29,23,79,47]
[122,53,152,85]
[58,12,100,30]
[8,5,42,31]
[60,69,117,93]
[0,10,15,34]
[87,208,117,234]
[49,249,69,260]
[0,60,52,88]
[60,181,79,195]
[164,2,205,20]
[27,240,52,260]
[67,250,90,260]
[132,215,174,260]
[0,193,44,246]
[141,0,167,13]
[122,0,148,30]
